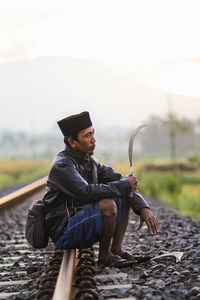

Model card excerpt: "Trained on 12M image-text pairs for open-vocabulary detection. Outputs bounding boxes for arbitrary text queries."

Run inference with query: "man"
[43,111,158,267]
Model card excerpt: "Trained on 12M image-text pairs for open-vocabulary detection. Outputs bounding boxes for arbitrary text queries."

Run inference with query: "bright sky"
[0,0,200,132]
[149,63,200,97]
[1,0,200,64]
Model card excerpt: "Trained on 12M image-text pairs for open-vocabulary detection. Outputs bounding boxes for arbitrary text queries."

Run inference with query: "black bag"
[25,200,49,249]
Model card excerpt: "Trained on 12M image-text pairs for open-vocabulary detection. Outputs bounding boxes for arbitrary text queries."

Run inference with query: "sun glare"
[148,63,200,97]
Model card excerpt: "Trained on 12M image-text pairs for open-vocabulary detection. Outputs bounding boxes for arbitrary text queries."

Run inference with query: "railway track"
[0,178,200,300]
[0,178,98,300]
[0,177,54,299]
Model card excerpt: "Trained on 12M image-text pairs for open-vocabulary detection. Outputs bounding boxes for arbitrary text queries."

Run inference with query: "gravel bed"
[1,186,200,300]
[96,197,200,300]
[0,188,55,300]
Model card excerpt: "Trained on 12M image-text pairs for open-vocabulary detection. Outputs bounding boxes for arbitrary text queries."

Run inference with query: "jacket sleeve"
[49,161,132,204]
[95,160,150,215]
[96,161,122,183]
[127,189,150,215]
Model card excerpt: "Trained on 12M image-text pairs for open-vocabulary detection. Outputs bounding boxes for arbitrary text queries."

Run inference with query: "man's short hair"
[64,133,79,145]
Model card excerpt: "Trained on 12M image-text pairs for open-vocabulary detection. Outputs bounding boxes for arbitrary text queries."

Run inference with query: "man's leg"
[98,198,117,265]
[111,197,134,259]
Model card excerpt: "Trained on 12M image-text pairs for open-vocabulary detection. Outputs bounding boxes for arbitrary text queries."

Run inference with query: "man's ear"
[68,137,76,149]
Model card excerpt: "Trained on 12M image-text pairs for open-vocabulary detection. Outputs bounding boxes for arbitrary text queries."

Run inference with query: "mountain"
[0,55,166,132]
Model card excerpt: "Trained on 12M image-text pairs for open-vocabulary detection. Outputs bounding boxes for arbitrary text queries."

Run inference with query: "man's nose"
[92,135,96,143]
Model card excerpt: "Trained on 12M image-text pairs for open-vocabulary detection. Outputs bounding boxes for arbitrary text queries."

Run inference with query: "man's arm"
[127,188,150,215]
[125,176,158,234]
[49,160,132,204]
[96,161,151,214]
[95,160,158,234]
[95,160,122,183]
[138,207,158,235]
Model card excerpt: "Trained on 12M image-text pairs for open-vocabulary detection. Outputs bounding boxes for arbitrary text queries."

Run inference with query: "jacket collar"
[64,144,90,162]
[64,144,98,184]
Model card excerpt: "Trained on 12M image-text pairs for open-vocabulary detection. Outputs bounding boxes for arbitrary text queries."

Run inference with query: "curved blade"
[128,124,147,174]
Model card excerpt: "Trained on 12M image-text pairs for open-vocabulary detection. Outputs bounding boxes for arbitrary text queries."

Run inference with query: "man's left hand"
[138,208,158,235]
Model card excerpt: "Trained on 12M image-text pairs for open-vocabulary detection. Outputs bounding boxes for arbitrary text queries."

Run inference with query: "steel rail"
[53,249,76,300]
[0,176,47,209]
[0,177,78,299]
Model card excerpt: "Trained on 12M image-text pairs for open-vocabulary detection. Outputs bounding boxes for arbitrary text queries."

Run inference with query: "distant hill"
[0,55,166,132]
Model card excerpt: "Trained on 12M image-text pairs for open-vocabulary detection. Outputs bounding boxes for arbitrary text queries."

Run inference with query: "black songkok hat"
[57,111,92,136]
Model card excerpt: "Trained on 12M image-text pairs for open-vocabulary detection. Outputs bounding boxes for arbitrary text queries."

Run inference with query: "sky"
[0,0,200,132]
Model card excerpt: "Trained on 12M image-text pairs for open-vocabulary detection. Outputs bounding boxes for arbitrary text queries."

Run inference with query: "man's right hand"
[125,175,138,190]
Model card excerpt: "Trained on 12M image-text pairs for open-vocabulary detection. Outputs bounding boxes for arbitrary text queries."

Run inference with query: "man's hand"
[125,175,138,191]
[138,208,158,235]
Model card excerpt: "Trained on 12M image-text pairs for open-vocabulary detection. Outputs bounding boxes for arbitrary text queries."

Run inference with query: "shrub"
[179,193,200,221]
[138,171,182,204]
[187,155,200,168]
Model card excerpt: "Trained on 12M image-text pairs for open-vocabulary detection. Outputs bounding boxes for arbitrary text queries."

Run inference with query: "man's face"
[72,126,96,155]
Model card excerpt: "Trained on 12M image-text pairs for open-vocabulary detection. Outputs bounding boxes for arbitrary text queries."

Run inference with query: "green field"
[0,160,51,189]
[113,161,200,221]
[0,158,200,221]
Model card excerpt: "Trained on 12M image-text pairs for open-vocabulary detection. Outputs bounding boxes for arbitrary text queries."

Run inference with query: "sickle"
[128,124,147,176]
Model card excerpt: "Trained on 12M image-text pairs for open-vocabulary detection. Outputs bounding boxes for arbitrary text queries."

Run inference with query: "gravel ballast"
[1,186,200,300]
[96,197,200,300]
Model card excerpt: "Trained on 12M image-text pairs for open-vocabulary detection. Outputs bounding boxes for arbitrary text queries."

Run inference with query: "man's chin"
[88,148,95,155]
[89,150,94,155]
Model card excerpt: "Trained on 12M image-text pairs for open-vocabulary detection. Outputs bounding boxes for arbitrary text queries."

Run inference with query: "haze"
[0,0,200,133]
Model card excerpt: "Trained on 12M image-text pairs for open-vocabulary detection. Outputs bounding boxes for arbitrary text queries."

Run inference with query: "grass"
[182,184,200,195]
[113,160,200,221]
[0,159,51,189]
[180,172,200,185]
[1,158,199,221]
[179,194,200,220]
[112,161,140,176]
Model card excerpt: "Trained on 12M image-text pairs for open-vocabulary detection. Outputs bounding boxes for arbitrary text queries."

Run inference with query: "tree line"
[0,114,199,161]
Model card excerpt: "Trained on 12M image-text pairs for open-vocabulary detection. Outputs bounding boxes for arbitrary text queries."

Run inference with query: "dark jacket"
[43,145,149,242]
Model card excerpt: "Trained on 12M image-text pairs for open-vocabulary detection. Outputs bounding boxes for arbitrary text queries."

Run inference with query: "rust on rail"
[0,176,47,209]
[53,249,76,300]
